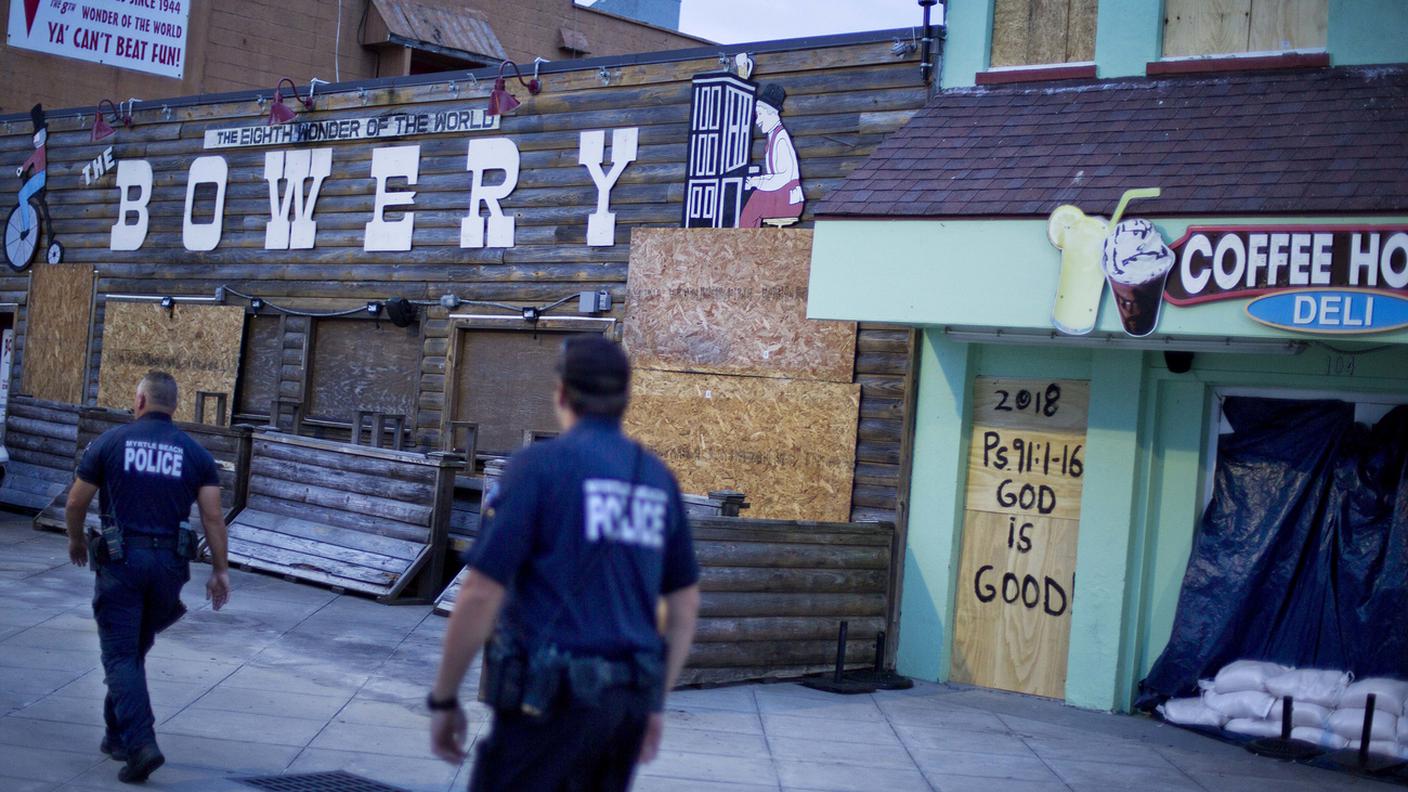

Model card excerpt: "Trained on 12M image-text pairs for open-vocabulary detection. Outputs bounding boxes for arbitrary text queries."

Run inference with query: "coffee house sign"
[1164,226,1408,334]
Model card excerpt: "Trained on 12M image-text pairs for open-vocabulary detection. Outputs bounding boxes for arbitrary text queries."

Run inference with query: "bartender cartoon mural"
[5,104,63,271]
[738,84,804,228]
[681,58,805,229]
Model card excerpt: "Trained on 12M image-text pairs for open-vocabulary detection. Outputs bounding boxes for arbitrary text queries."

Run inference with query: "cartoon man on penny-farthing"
[5,104,64,271]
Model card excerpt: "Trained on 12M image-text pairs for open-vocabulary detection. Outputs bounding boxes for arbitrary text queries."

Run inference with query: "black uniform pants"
[92,546,189,752]
[468,686,654,792]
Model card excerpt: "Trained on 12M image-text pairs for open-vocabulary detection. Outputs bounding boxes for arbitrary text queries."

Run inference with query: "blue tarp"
[1138,396,1408,708]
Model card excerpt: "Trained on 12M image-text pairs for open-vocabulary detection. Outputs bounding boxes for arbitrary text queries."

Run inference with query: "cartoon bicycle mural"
[4,104,63,272]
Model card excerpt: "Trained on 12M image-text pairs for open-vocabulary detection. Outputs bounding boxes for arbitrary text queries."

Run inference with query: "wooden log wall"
[0,397,80,512]
[0,34,926,528]
[33,407,252,533]
[683,516,895,686]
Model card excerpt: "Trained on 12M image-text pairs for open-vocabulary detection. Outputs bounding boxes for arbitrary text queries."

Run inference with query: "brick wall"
[0,0,706,115]
[464,0,705,63]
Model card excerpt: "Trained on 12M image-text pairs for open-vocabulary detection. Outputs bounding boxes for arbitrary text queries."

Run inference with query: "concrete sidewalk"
[0,514,1395,792]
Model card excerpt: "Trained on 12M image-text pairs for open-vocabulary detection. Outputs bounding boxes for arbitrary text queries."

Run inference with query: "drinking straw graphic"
[1108,187,1161,228]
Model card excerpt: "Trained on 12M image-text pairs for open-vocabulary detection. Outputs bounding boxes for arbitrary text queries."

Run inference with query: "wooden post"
[421,451,464,600]
[229,423,255,516]
[195,390,228,426]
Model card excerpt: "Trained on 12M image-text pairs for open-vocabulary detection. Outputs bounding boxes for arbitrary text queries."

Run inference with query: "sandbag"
[1327,708,1399,742]
[1346,741,1408,759]
[1267,699,1331,728]
[1264,669,1352,708]
[1339,677,1408,716]
[1224,718,1283,738]
[1213,660,1291,693]
[1290,727,1349,750]
[1157,697,1227,728]
[1203,690,1276,720]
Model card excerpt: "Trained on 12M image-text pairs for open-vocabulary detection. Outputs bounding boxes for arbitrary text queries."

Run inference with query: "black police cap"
[556,335,630,397]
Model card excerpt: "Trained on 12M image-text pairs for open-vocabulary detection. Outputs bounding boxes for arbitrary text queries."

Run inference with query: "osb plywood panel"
[624,228,856,384]
[624,368,859,522]
[1163,0,1252,57]
[97,303,246,424]
[951,376,1088,700]
[1248,0,1326,52]
[22,264,93,404]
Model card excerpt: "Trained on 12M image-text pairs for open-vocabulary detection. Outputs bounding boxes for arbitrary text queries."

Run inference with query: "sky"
[586,0,940,45]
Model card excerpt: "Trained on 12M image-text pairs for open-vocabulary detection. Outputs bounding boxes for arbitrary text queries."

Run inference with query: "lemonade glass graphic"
[1048,206,1107,335]
[1047,189,1162,336]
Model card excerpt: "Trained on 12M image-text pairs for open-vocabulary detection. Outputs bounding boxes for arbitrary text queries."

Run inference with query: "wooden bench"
[32,408,252,535]
[228,431,460,600]
[1,397,80,513]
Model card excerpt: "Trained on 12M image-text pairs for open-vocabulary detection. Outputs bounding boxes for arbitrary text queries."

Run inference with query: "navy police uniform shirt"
[466,415,699,658]
[76,412,220,535]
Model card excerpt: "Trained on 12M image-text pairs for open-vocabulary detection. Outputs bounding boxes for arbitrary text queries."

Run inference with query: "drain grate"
[237,770,410,792]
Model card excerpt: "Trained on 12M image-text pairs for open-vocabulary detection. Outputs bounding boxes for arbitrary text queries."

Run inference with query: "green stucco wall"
[1329,0,1408,65]
[821,216,1408,711]
[900,330,1408,712]
[1093,0,1163,78]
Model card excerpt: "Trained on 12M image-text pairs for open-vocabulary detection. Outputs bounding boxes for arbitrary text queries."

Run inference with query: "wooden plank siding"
[0,38,924,529]
[0,397,80,512]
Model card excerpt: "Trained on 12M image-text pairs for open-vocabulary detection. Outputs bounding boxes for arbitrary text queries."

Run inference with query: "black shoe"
[100,736,129,762]
[117,744,164,784]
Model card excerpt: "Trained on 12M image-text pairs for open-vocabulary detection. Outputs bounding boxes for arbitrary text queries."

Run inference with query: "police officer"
[429,335,701,791]
[65,370,231,784]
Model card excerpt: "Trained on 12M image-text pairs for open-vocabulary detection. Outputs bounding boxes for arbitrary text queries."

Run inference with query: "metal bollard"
[1357,694,1376,767]
[831,621,849,683]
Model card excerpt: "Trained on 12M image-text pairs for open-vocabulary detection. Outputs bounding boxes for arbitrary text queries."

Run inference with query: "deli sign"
[1164,226,1408,334]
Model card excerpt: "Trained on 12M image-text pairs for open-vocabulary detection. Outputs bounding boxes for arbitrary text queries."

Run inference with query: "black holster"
[481,632,664,719]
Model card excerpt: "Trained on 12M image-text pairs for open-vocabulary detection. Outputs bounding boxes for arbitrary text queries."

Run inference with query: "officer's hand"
[430,706,468,764]
[638,712,665,764]
[206,570,230,611]
[68,536,88,567]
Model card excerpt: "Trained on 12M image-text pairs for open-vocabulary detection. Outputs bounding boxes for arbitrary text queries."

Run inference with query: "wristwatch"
[426,692,460,711]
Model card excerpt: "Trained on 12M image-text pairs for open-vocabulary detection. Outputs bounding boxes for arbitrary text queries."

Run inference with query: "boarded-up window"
[1163,0,1327,58]
[990,0,1097,67]
[306,318,421,424]
[235,315,281,418]
[451,329,587,457]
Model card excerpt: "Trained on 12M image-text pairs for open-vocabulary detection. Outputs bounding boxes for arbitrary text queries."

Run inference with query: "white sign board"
[7,0,189,79]
[202,109,501,150]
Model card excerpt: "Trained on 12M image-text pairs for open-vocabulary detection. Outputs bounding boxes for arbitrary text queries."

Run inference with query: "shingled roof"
[818,65,1408,218]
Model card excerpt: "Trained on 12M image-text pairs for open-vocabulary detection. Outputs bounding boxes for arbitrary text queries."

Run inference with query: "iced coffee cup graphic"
[1102,218,1175,337]
[1047,205,1107,335]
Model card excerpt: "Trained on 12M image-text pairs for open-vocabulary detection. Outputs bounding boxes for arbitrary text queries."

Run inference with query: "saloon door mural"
[952,377,1089,699]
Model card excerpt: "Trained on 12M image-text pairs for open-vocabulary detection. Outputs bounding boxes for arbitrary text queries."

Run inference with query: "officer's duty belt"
[124,534,179,550]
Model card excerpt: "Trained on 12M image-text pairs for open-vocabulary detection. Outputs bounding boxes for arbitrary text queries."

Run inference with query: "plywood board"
[1066,0,1099,61]
[951,510,1078,699]
[950,376,1088,699]
[972,378,1090,433]
[96,302,246,424]
[1248,0,1326,52]
[306,318,421,423]
[22,263,93,404]
[624,228,856,383]
[624,368,859,522]
[1162,0,1252,57]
